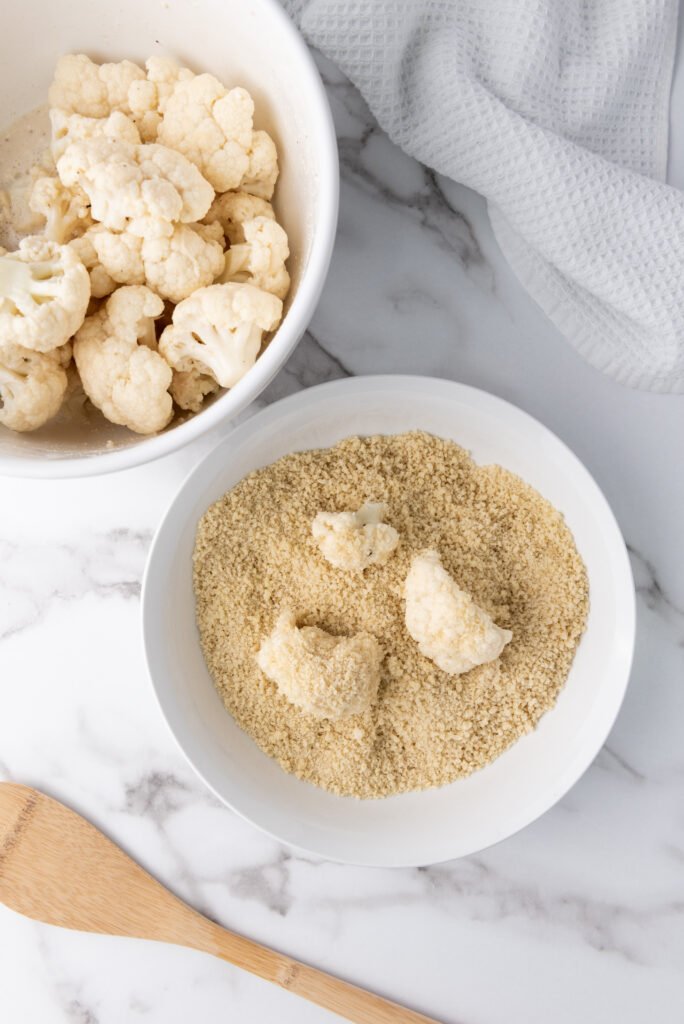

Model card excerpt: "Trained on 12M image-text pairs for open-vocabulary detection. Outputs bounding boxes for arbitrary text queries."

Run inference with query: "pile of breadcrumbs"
[193,432,589,799]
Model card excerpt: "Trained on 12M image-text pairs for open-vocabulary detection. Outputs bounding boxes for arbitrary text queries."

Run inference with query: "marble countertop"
[1,51,684,1024]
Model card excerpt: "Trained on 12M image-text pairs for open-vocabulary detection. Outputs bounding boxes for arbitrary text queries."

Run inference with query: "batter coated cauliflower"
[205,190,275,244]
[159,282,282,389]
[0,237,90,352]
[257,611,383,720]
[127,56,195,142]
[404,550,512,676]
[158,75,256,192]
[57,138,214,234]
[68,227,117,299]
[49,109,141,162]
[29,176,93,244]
[170,369,219,412]
[92,221,225,302]
[73,285,172,434]
[312,502,400,573]
[221,216,289,300]
[48,54,145,119]
[241,130,279,200]
[0,341,68,431]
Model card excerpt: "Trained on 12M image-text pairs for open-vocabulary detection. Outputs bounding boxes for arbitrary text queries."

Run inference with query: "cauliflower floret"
[158,76,255,192]
[0,341,68,431]
[73,285,172,434]
[220,216,289,300]
[29,176,93,244]
[241,130,279,200]
[48,54,145,119]
[57,138,214,234]
[0,236,90,352]
[312,502,400,573]
[170,368,219,411]
[49,109,141,162]
[404,550,513,676]
[204,190,275,244]
[159,282,281,389]
[257,611,383,720]
[92,220,225,302]
[68,227,117,298]
[127,56,195,142]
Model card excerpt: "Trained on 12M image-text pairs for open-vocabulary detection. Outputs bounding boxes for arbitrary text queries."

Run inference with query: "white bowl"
[0,0,338,478]
[142,376,635,867]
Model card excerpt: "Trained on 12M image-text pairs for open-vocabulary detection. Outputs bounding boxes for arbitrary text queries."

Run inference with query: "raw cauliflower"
[68,227,117,298]
[73,285,172,434]
[241,130,279,200]
[158,75,256,192]
[92,220,225,302]
[57,138,214,235]
[257,611,383,720]
[221,216,289,300]
[159,282,282,389]
[0,236,90,352]
[0,341,68,431]
[49,109,141,162]
[48,54,145,119]
[205,190,275,244]
[127,56,195,142]
[29,176,93,244]
[170,368,219,412]
[312,502,400,573]
[404,550,512,676]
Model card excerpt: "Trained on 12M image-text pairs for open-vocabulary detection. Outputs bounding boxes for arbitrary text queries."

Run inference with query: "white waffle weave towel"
[285,0,682,391]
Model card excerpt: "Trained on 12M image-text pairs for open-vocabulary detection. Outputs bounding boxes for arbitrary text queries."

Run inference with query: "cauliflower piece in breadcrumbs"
[404,550,512,676]
[257,611,383,720]
[312,502,399,573]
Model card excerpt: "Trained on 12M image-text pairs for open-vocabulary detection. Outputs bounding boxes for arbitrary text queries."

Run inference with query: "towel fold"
[286,0,682,391]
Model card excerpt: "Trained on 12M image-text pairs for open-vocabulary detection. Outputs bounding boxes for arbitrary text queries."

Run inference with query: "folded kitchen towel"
[284,0,683,391]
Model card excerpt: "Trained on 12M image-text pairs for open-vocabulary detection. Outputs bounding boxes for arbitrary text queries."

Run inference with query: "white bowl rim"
[0,0,339,480]
[142,375,636,866]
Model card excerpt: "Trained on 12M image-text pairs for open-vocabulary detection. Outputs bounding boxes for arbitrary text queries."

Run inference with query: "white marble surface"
[1,49,684,1024]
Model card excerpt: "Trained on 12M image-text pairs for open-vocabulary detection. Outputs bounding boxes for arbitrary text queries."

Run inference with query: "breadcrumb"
[193,432,589,798]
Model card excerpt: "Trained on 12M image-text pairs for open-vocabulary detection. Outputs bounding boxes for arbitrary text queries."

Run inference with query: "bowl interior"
[0,0,334,467]
[143,377,635,867]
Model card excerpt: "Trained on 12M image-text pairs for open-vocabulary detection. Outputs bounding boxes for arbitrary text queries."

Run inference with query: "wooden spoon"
[0,783,442,1024]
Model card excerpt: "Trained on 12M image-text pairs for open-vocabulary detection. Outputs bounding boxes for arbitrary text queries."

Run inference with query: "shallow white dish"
[0,0,338,477]
[142,376,635,867]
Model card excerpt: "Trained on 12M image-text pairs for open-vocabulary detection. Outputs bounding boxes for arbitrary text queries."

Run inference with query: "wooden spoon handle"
[206,923,442,1024]
[0,783,442,1024]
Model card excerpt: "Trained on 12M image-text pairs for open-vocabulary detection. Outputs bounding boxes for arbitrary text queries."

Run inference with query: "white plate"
[142,376,635,867]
